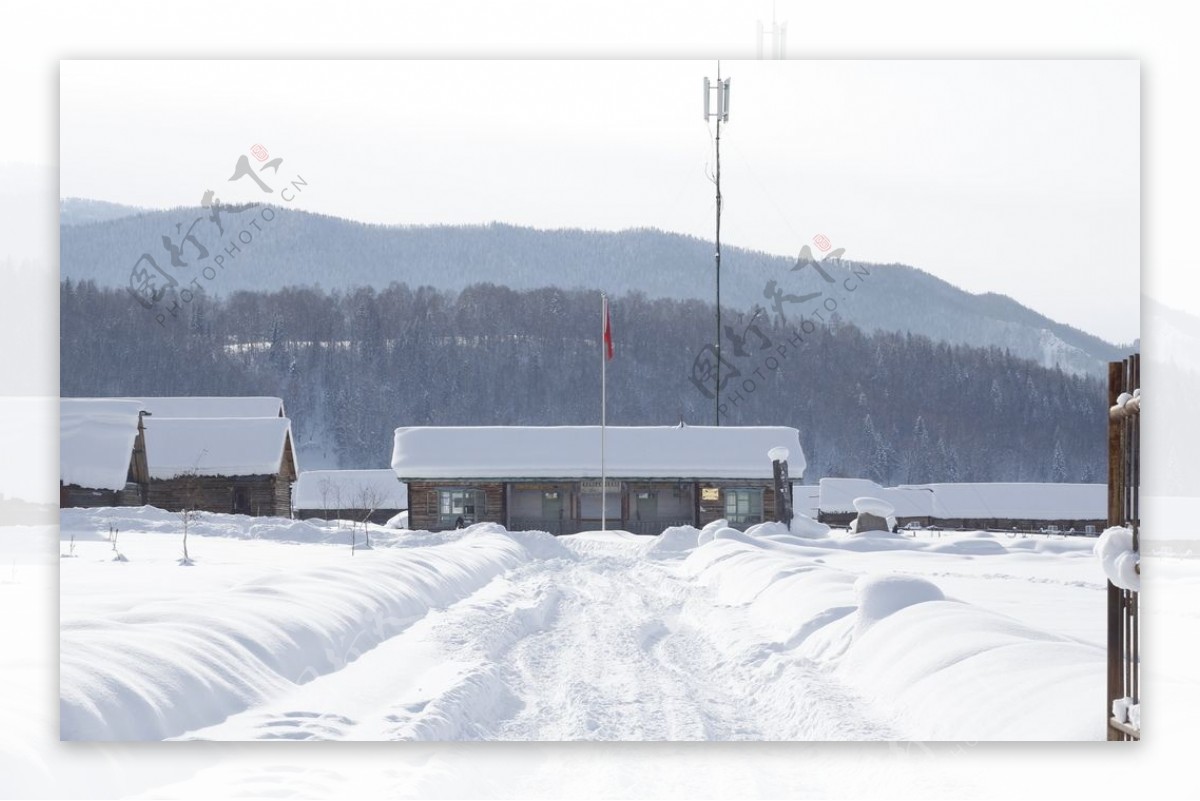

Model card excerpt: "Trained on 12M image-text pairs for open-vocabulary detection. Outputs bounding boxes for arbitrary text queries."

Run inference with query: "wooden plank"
[1106,359,1124,741]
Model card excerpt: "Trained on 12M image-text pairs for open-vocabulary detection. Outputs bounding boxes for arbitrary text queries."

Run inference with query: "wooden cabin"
[143,416,298,516]
[60,399,150,507]
[391,425,804,535]
[294,469,408,524]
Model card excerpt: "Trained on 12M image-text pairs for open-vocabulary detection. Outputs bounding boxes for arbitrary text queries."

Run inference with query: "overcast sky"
[59,59,1139,343]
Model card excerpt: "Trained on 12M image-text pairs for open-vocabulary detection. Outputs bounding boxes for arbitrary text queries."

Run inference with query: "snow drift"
[61,529,529,740]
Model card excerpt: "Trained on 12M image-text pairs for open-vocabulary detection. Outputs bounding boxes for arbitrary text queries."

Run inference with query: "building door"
[542,491,564,533]
[579,482,620,523]
[232,486,251,516]
[634,491,658,521]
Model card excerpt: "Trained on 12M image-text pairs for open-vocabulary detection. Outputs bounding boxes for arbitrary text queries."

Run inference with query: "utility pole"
[704,66,730,425]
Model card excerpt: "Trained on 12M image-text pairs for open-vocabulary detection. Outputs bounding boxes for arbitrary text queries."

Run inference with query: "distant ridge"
[59,199,1126,375]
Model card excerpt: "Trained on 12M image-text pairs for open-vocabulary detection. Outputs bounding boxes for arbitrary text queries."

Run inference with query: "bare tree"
[318,476,334,519]
[176,468,202,566]
[353,483,386,550]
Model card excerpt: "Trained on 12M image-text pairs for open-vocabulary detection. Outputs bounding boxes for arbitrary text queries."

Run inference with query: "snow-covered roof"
[792,483,821,517]
[819,478,934,517]
[819,478,1107,520]
[118,396,285,418]
[60,399,145,491]
[293,470,408,510]
[144,417,296,479]
[391,426,805,480]
[902,483,1107,521]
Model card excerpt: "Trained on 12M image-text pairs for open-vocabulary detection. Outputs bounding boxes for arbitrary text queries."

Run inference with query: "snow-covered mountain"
[59,200,1127,376]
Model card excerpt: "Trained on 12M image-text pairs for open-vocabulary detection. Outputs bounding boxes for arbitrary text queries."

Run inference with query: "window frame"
[438,487,486,527]
[723,488,764,526]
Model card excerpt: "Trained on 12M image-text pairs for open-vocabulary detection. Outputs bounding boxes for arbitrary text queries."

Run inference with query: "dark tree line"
[61,279,1109,484]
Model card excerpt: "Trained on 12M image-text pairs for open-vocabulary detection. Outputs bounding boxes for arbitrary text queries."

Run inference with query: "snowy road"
[60,508,1108,742]
[184,532,896,741]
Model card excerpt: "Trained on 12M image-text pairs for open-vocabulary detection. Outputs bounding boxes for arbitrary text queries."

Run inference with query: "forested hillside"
[61,279,1107,483]
[60,205,1127,375]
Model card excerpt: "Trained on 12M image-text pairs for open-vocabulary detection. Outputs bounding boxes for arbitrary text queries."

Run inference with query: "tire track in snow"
[492,536,897,741]
[495,548,752,740]
[176,565,562,741]
[180,533,898,741]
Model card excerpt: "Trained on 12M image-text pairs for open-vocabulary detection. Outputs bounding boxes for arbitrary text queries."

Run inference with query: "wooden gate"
[1107,354,1140,741]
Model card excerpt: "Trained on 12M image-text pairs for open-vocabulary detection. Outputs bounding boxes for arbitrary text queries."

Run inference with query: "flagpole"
[601,292,607,532]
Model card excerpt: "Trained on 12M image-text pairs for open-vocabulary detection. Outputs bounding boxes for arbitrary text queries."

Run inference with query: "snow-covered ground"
[58,507,1111,742]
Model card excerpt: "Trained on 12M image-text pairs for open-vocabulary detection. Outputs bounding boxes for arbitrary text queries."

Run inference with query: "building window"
[724,488,763,526]
[439,488,484,528]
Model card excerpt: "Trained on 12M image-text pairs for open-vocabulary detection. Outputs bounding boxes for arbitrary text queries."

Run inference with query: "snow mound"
[62,506,343,546]
[1007,537,1096,555]
[742,521,791,540]
[501,528,575,560]
[837,600,1103,740]
[789,513,831,539]
[712,527,758,546]
[60,532,529,740]
[697,518,729,546]
[828,529,921,552]
[854,574,945,628]
[643,525,701,560]
[683,532,1105,739]
[929,538,1008,555]
[385,510,409,529]
[1095,526,1140,591]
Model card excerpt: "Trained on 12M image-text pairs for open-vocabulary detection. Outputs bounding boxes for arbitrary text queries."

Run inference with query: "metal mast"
[704,66,730,425]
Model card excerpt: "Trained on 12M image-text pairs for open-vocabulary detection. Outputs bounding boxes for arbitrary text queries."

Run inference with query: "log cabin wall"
[295,507,405,525]
[407,481,506,531]
[408,478,777,532]
[696,479,777,529]
[60,485,120,508]
[147,474,284,516]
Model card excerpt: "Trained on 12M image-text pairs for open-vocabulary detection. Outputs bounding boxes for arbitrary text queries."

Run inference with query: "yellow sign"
[701,487,720,501]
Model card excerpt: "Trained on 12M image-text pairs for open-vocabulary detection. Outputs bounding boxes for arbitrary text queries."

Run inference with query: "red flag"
[603,297,614,360]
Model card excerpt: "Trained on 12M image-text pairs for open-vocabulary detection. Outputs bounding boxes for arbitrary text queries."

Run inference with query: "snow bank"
[834,599,1103,740]
[788,513,831,539]
[928,536,1009,555]
[696,518,728,546]
[681,532,1105,739]
[643,525,701,560]
[60,531,529,740]
[62,506,345,546]
[853,574,944,632]
[1095,526,1140,591]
